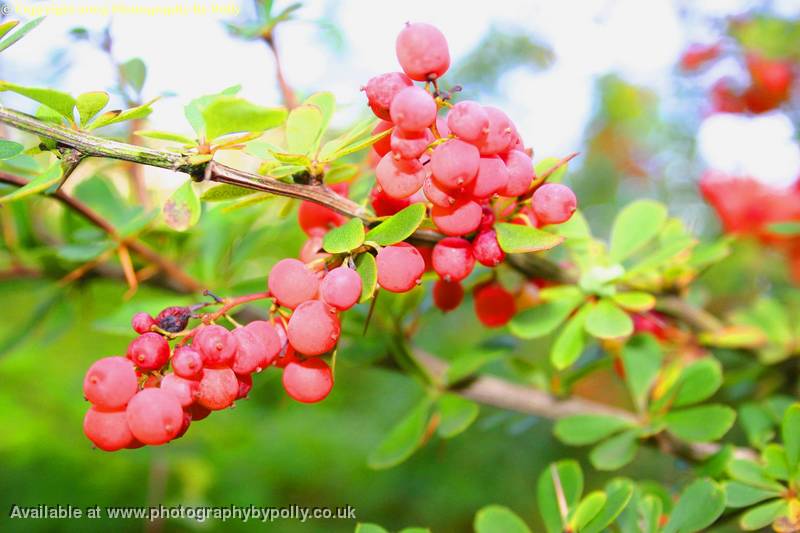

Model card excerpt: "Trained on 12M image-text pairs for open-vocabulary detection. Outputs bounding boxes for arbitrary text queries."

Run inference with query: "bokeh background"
[1,0,799,531]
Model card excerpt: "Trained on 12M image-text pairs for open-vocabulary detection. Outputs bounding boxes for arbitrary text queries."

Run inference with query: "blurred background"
[1,0,799,531]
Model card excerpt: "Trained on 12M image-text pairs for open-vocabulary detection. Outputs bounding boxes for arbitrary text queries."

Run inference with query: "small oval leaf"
[323,218,365,254]
[163,180,201,231]
[495,223,564,253]
[366,203,426,246]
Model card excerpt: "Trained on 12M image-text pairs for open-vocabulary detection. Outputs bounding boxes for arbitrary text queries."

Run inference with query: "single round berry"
[474,282,516,328]
[433,279,464,312]
[466,156,509,199]
[236,373,253,399]
[531,183,577,225]
[287,300,341,356]
[126,332,170,371]
[131,312,155,334]
[371,120,394,157]
[376,154,426,199]
[193,325,237,368]
[231,326,268,375]
[155,306,191,333]
[477,107,515,156]
[299,232,329,264]
[282,358,334,403]
[390,128,432,160]
[320,267,363,311]
[472,230,506,267]
[268,258,320,309]
[432,237,476,282]
[197,367,239,410]
[371,187,411,216]
[376,244,425,293]
[298,201,346,236]
[447,101,489,143]
[364,72,413,120]
[125,388,184,445]
[84,407,134,451]
[431,139,480,190]
[389,86,437,133]
[171,346,204,379]
[244,320,281,369]
[500,150,534,197]
[160,372,199,407]
[188,403,211,422]
[431,199,482,236]
[395,22,450,81]
[423,175,456,208]
[416,244,434,272]
[83,356,138,410]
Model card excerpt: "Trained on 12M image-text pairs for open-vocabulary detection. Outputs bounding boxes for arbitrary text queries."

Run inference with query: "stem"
[263,35,298,109]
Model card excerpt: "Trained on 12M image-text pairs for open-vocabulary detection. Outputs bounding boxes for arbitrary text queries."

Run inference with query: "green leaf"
[201,96,287,141]
[318,116,378,161]
[162,180,201,231]
[325,163,359,184]
[495,222,564,253]
[609,200,668,262]
[0,163,61,204]
[436,394,479,439]
[0,82,75,121]
[86,99,157,130]
[537,460,583,533]
[200,184,258,202]
[0,20,18,40]
[323,218,365,254]
[322,123,391,162]
[474,505,531,533]
[767,221,800,236]
[286,104,324,155]
[621,334,663,411]
[739,499,787,531]
[763,444,790,480]
[534,156,569,183]
[354,524,389,533]
[120,58,146,93]
[76,91,109,127]
[612,291,655,312]
[0,17,45,54]
[509,287,585,339]
[0,140,24,160]
[304,92,335,133]
[673,358,722,408]
[584,299,633,339]
[365,203,426,245]
[782,404,800,474]
[662,478,725,533]
[589,429,639,471]
[723,482,781,508]
[728,458,785,491]
[135,130,196,144]
[554,414,633,446]
[570,491,607,532]
[698,325,767,349]
[665,405,736,443]
[444,346,510,385]
[551,305,589,370]
[740,403,776,449]
[581,478,634,533]
[367,398,431,470]
[355,253,377,303]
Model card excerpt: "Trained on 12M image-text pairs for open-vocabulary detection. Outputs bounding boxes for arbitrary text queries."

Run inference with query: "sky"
[2,0,799,188]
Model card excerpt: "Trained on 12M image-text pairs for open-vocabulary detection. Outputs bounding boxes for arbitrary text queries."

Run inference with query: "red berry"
[297,201,346,235]
[160,372,199,407]
[84,356,138,409]
[197,367,238,410]
[389,86,437,132]
[236,373,253,399]
[432,237,475,282]
[155,306,191,333]
[431,199,482,236]
[423,175,456,207]
[433,279,464,312]
[188,403,211,421]
[472,229,505,267]
[474,282,516,328]
[193,325,237,368]
[287,300,341,356]
[320,267,363,311]
[131,312,155,334]
[479,206,495,231]
[299,232,329,264]
[371,187,411,216]
[390,128,432,159]
[466,156,509,199]
[477,107,515,156]
[376,244,425,292]
[431,139,480,190]
[532,183,577,225]
[447,101,489,143]
[416,244,434,272]
[171,346,204,379]
[364,72,413,120]
[282,358,334,403]
[126,332,170,371]
[500,150,534,197]
[375,154,426,199]
[268,258,320,309]
[273,321,298,368]
[244,320,281,368]
[371,120,394,157]
[231,326,269,374]
[125,388,184,445]
[84,407,134,451]
[395,22,450,81]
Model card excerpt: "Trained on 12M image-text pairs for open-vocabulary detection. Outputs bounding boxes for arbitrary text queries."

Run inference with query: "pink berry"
[474,282,516,328]
[479,206,495,231]
[465,156,509,199]
[273,321,297,367]
[160,372,199,407]
[477,107,515,156]
[299,232,329,264]
[125,388,184,445]
[193,325,237,368]
[472,230,505,267]
[375,154,426,199]
[282,359,334,403]
[391,128,433,160]
[84,356,138,409]
[371,187,411,216]
[447,101,489,143]
[268,258,320,309]
[531,183,577,225]
[423,175,456,207]
[376,244,425,293]
[500,150,534,197]
[433,279,464,312]
[389,86,437,133]
[189,403,211,421]
[197,367,239,410]
[287,300,341,356]
[371,120,394,157]
[320,267,363,311]
[83,407,134,451]
[432,237,475,282]
[126,332,170,371]
[236,373,253,399]
[229,326,267,374]
[364,72,413,120]
[244,320,281,368]
[431,139,480,190]
[395,22,450,81]
[131,312,155,334]
[171,346,204,379]
[431,199,482,236]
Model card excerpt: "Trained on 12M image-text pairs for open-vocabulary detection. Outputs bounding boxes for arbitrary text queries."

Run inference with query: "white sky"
[2,0,799,188]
